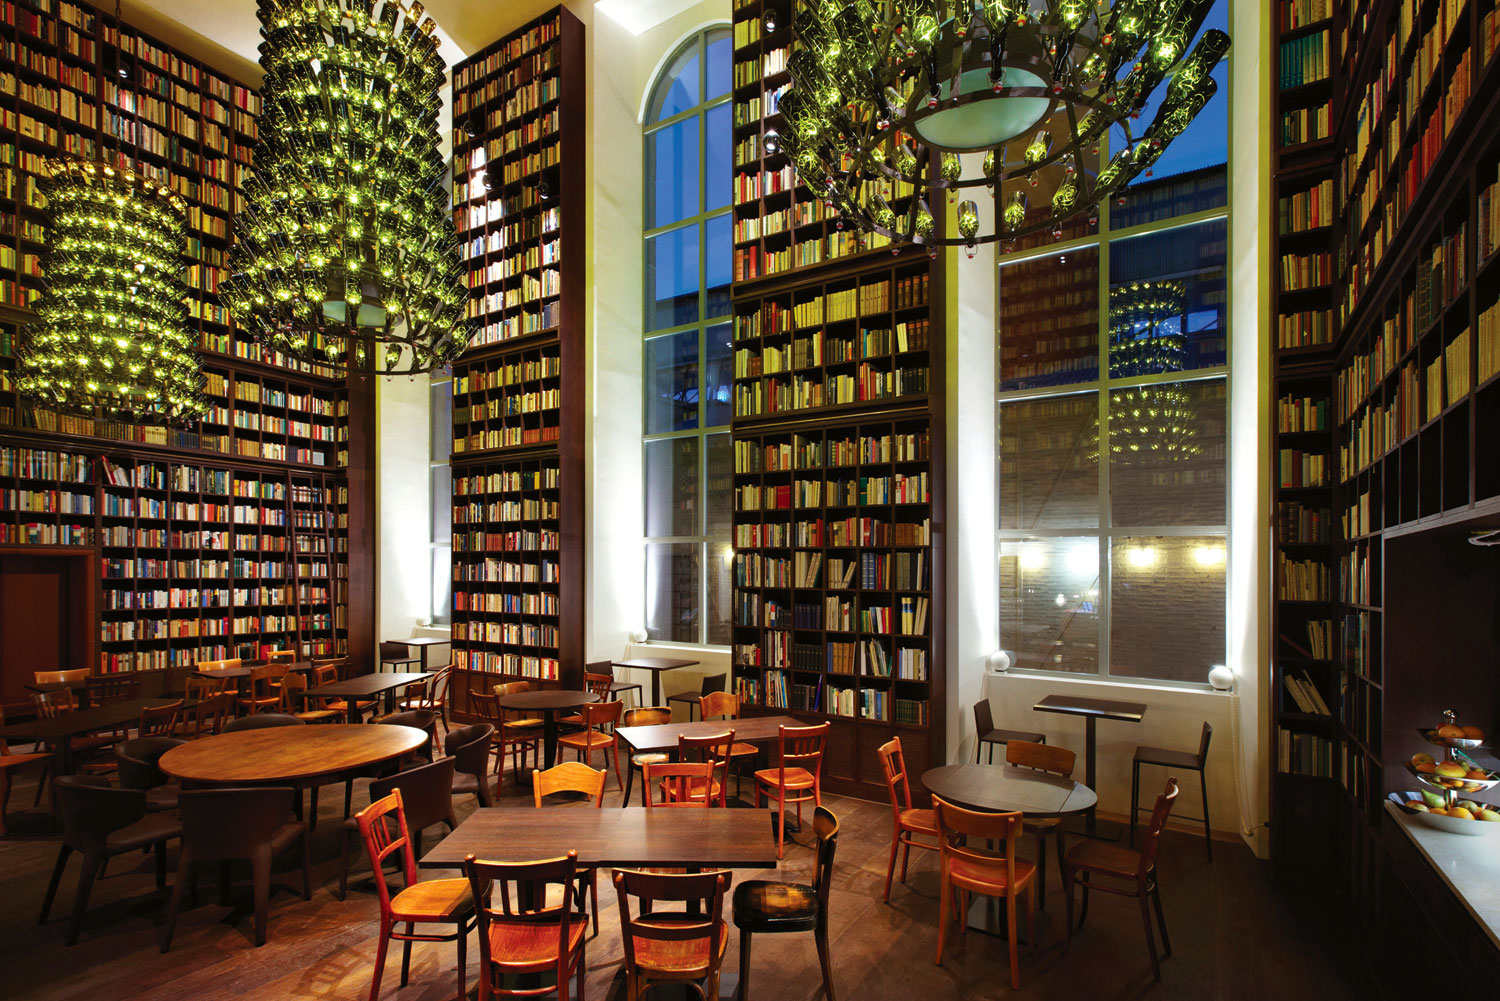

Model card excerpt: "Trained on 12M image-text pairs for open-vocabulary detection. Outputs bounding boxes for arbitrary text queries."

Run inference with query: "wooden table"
[610,657,699,706]
[158,724,428,785]
[304,671,430,719]
[615,714,803,807]
[0,697,179,775]
[386,636,449,671]
[497,689,599,771]
[1033,693,1147,838]
[419,807,779,870]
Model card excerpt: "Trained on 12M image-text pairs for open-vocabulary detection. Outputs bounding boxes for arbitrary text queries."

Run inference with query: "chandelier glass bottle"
[221,0,471,376]
[16,159,206,424]
[1104,279,1202,463]
[775,0,1230,254]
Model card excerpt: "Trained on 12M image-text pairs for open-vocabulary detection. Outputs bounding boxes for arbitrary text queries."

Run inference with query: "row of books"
[1282,668,1333,715]
[1277,729,1334,776]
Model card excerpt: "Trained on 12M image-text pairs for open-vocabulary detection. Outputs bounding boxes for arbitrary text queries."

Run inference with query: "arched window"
[642,28,733,646]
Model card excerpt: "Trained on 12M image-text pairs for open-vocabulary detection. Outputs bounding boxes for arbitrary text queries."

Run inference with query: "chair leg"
[590,868,599,936]
[65,851,104,946]
[340,825,353,900]
[775,789,787,860]
[160,852,191,953]
[1200,769,1213,861]
[1006,890,1021,990]
[1080,878,1090,927]
[154,840,168,889]
[1036,831,1047,910]
[623,759,635,807]
[1130,761,1140,847]
[815,921,836,1001]
[1140,891,1161,982]
[900,841,912,885]
[400,924,413,987]
[302,828,312,901]
[33,763,51,807]
[369,918,390,1001]
[455,915,468,1001]
[1061,864,1074,955]
[883,830,899,903]
[252,847,271,946]
[610,742,623,791]
[40,843,72,923]
[1153,881,1172,957]
[738,927,752,1001]
[934,877,949,965]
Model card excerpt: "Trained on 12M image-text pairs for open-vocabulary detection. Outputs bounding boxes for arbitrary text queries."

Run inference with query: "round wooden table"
[158,724,428,785]
[922,763,1097,817]
[496,689,600,770]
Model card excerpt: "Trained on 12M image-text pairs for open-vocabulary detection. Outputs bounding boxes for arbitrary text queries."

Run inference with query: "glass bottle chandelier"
[775,0,1230,254]
[1102,279,1202,462]
[16,159,206,424]
[221,0,471,376]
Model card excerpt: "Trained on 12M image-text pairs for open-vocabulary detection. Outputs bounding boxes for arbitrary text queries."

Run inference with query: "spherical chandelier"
[16,159,206,424]
[221,0,471,376]
[775,0,1230,255]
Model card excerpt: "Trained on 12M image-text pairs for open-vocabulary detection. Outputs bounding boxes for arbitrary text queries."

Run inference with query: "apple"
[1461,725,1486,741]
[1412,753,1436,768]
[1477,808,1500,822]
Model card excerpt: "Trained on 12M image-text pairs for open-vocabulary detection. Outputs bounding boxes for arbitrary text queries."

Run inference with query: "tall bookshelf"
[447,6,585,711]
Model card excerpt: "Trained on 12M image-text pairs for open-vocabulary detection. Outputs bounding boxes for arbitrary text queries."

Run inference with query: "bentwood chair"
[280,672,340,723]
[472,688,540,787]
[445,722,496,808]
[733,807,840,1001]
[1064,777,1180,982]
[1005,739,1077,908]
[533,761,607,935]
[699,691,759,798]
[114,737,184,812]
[754,722,830,859]
[667,673,726,722]
[463,851,587,1001]
[621,706,672,807]
[40,775,181,946]
[559,672,616,729]
[341,756,458,900]
[876,736,939,902]
[973,698,1046,764]
[0,703,50,830]
[613,868,732,1001]
[933,796,1037,989]
[138,700,183,739]
[643,762,716,808]
[238,663,285,716]
[672,730,734,807]
[1132,722,1214,859]
[357,788,475,1001]
[556,699,625,790]
[398,665,451,742]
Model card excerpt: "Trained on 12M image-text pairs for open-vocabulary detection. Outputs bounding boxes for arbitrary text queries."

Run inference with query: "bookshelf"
[447,6,585,710]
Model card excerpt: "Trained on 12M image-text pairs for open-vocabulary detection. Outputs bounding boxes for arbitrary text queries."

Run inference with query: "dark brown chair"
[556,699,624,789]
[40,775,181,946]
[114,736,184,812]
[378,709,438,762]
[398,665,451,741]
[341,756,458,900]
[0,704,49,831]
[138,700,183,739]
[666,672,726,721]
[357,788,475,1001]
[33,688,119,780]
[613,867,732,1001]
[973,698,1046,764]
[180,690,236,737]
[733,806,839,1001]
[1064,777,1180,981]
[379,640,421,672]
[672,729,734,807]
[587,658,641,709]
[1005,739,1077,908]
[222,713,306,733]
[445,722,495,808]
[933,796,1037,988]
[464,851,586,1001]
[877,736,938,902]
[85,673,140,705]
[754,722,830,859]
[1132,722,1213,859]
[160,786,311,950]
[621,705,672,807]
[559,671,616,728]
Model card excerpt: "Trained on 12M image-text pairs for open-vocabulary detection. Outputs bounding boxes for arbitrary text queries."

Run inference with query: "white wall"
[376,376,432,645]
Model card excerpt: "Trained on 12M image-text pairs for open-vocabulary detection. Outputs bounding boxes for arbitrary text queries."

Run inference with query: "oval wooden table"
[495,689,600,772]
[158,724,428,785]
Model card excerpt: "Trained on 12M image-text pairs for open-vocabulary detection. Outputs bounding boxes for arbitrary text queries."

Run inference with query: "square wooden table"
[386,636,449,671]
[0,697,179,774]
[610,657,699,706]
[615,714,804,806]
[1034,693,1147,838]
[305,672,431,719]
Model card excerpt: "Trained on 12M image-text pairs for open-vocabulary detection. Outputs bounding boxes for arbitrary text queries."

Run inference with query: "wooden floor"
[1,762,1375,1001]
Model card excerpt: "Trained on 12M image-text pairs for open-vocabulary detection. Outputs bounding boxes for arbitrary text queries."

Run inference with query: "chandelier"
[775,0,1230,254]
[1101,279,1202,462]
[221,0,471,376]
[16,159,206,424]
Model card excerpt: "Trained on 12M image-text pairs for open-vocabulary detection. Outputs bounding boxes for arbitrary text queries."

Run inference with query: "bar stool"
[587,659,642,708]
[973,698,1046,763]
[1131,722,1213,859]
[379,641,420,673]
[667,672,725,721]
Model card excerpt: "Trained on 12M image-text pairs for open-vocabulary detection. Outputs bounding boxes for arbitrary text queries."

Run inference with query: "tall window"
[642,28,734,646]
[997,2,1231,686]
[429,376,452,624]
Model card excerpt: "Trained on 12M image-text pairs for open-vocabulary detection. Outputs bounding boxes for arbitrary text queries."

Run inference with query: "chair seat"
[452,771,489,798]
[295,709,340,723]
[727,742,758,758]
[501,719,545,732]
[948,855,1037,892]
[485,919,586,970]
[390,877,474,923]
[980,728,1047,745]
[1133,744,1203,770]
[608,681,641,694]
[104,812,182,854]
[0,751,49,771]
[753,766,816,790]
[145,785,180,812]
[556,731,614,750]
[1065,837,1149,880]
[661,777,721,803]
[630,918,729,974]
[632,752,670,767]
[899,807,937,835]
[732,879,818,932]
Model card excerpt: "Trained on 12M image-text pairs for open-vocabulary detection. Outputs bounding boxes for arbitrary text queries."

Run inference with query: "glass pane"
[999,245,1099,392]
[431,545,451,624]
[707,540,733,645]
[1109,219,1227,372]
[650,42,700,122]
[1110,535,1226,683]
[647,118,699,229]
[999,537,1101,673]
[705,103,731,212]
[646,542,701,643]
[705,28,731,101]
[705,213,732,319]
[429,381,452,461]
[647,224,700,331]
[998,393,1099,531]
[430,465,452,544]
[704,432,732,537]
[1111,61,1228,226]
[645,437,700,538]
[703,323,733,428]
[1109,378,1227,527]
[644,331,699,433]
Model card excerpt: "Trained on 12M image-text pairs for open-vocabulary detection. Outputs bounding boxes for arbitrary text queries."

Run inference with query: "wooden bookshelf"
[447,6,585,711]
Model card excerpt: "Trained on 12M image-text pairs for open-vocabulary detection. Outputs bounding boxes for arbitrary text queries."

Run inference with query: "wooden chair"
[643,761,716,807]
[754,722,830,859]
[160,786,311,950]
[311,663,363,723]
[356,788,475,1001]
[114,736,184,812]
[85,674,140,705]
[699,691,759,798]
[197,657,242,675]
[533,761,607,935]
[973,698,1046,764]
[587,659,641,709]
[280,672,340,723]
[1005,739,1077,908]
[332,658,379,721]
[1132,722,1213,860]
[463,850,586,1001]
[33,689,118,782]
[612,867,732,1001]
[379,640,420,672]
[445,722,496,808]
[1064,777,1180,982]
[733,807,839,1001]
[40,775,181,946]
[341,756,459,900]
[556,699,624,790]
[398,664,451,741]
[877,736,938,902]
[666,672,726,722]
[34,668,89,687]
[932,796,1037,988]
[238,662,285,716]
[621,705,672,807]
[559,671,616,729]
[0,704,50,834]
[671,729,733,807]
[471,688,539,787]
[181,691,235,738]
[265,649,297,664]
[138,700,183,739]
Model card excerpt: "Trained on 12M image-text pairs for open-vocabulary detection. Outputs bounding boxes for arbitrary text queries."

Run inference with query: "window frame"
[429,374,453,626]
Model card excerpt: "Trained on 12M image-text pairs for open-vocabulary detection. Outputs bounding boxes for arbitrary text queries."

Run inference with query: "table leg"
[650,672,662,707]
[542,711,558,769]
[1084,717,1097,833]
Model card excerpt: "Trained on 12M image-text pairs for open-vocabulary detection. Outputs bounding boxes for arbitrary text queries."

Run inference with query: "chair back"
[468,690,501,724]
[622,706,671,728]
[114,737,184,791]
[810,807,840,919]
[369,756,457,836]
[86,674,139,705]
[876,736,913,816]
[313,664,340,688]
[973,697,995,738]
[698,673,726,697]
[643,761,716,807]
[582,671,613,700]
[775,722,829,781]
[355,789,419,919]
[379,641,409,661]
[580,699,623,731]
[378,709,437,758]
[1136,777,1181,879]
[53,775,147,853]
[265,649,297,664]
[183,675,225,702]
[933,795,1025,886]
[138,700,183,738]
[492,682,534,726]
[699,691,739,720]
[463,851,578,974]
[1005,739,1076,778]
[532,761,607,807]
[311,656,346,679]
[190,692,236,736]
[446,722,496,780]
[33,688,77,718]
[612,868,731,985]
[179,786,298,861]
[198,657,242,675]
[677,729,733,807]
[279,671,311,713]
[222,713,306,733]
[1194,722,1214,766]
[34,668,89,686]
[245,662,283,701]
